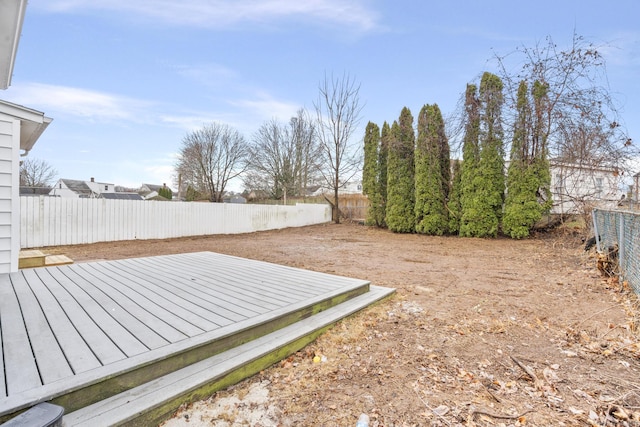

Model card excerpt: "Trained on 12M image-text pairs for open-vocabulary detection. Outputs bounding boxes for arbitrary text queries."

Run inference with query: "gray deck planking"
[120,257,267,319]
[149,253,311,307]
[159,254,317,301]
[9,273,74,384]
[74,263,206,337]
[65,264,188,343]
[171,253,352,302]
[29,268,128,366]
[83,262,220,332]
[0,275,42,395]
[59,266,171,350]
[21,269,102,374]
[0,251,371,418]
[45,267,150,357]
[140,256,300,308]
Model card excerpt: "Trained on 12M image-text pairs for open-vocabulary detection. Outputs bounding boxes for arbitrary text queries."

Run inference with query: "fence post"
[618,213,625,279]
[592,208,600,252]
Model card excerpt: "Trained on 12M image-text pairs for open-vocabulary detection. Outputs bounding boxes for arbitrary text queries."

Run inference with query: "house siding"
[0,116,18,273]
[550,163,623,215]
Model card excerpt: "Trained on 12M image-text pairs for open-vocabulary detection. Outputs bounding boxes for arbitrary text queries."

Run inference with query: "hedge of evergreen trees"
[362,72,552,239]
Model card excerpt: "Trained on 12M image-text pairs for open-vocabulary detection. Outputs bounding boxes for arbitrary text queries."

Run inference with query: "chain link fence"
[592,208,640,295]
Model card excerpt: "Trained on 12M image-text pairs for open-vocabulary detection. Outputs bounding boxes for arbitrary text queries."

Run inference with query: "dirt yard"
[47,223,640,426]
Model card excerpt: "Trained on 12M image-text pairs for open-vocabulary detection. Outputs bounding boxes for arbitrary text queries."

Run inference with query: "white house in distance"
[49,177,144,200]
[138,183,172,200]
[50,177,115,198]
[550,161,624,215]
[0,0,52,273]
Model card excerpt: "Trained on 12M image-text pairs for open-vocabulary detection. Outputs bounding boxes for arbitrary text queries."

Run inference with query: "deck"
[0,251,394,425]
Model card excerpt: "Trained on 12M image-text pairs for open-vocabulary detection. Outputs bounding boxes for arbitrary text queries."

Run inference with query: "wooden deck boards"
[0,251,372,419]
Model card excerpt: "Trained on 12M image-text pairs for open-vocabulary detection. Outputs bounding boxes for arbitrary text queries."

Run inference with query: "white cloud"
[230,92,301,122]
[4,82,303,138]
[597,32,640,67]
[37,0,381,33]
[4,83,153,122]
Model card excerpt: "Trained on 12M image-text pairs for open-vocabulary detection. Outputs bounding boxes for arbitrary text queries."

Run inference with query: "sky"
[3,0,640,191]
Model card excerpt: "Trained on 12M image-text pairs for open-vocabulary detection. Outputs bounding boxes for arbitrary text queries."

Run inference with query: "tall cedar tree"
[363,122,384,226]
[374,122,391,227]
[461,73,505,237]
[386,108,415,233]
[504,81,552,238]
[415,104,449,235]
[447,160,462,233]
[531,80,552,214]
[459,84,481,236]
[477,72,506,236]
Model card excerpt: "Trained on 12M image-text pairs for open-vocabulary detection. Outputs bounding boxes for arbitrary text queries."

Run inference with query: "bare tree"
[20,157,57,191]
[244,109,319,201]
[314,73,364,223]
[175,123,248,202]
[290,109,321,198]
[493,32,636,212]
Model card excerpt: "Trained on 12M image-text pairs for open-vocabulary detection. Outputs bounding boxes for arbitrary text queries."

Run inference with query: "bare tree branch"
[314,72,364,223]
[244,109,319,200]
[175,123,248,202]
[20,157,57,191]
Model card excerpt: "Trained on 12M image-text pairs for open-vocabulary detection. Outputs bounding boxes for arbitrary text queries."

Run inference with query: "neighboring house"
[1,0,52,272]
[550,161,624,215]
[633,172,640,204]
[139,183,172,200]
[20,186,52,196]
[223,194,247,204]
[100,192,143,201]
[49,177,115,198]
[310,180,363,197]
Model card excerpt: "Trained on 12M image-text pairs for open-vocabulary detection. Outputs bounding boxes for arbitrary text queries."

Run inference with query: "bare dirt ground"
[47,223,640,426]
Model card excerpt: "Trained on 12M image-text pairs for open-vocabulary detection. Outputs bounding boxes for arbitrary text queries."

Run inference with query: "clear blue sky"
[4,0,639,191]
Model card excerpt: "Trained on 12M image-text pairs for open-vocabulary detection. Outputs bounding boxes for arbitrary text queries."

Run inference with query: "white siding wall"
[551,164,623,214]
[20,197,331,248]
[0,116,18,272]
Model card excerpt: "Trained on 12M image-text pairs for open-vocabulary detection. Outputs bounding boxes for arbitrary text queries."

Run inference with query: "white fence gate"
[20,196,331,248]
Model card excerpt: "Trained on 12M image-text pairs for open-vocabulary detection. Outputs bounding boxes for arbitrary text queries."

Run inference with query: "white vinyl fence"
[20,196,331,248]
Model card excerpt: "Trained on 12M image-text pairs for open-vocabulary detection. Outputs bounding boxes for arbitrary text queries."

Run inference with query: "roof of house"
[20,186,51,196]
[144,184,161,190]
[60,179,94,196]
[100,193,144,200]
[0,100,52,154]
[0,0,27,90]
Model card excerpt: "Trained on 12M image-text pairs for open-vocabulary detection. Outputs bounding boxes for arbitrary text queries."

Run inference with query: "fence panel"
[20,196,331,248]
[592,208,640,295]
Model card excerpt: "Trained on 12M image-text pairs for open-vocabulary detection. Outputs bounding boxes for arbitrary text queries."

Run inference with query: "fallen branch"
[510,356,539,384]
[399,380,451,427]
[574,305,618,328]
[471,408,534,420]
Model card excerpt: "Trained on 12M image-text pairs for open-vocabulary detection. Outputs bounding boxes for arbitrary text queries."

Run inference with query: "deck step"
[62,285,395,427]
[18,251,74,269]
[44,255,74,267]
[18,250,47,268]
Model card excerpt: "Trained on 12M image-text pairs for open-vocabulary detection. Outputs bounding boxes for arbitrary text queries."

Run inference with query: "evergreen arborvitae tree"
[447,159,462,233]
[459,84,481,237]
[476,72,505,237]
[363,122,384,227]
[386,107,415,233]
[376,121,390,227]
[415,104,449,235]
[503,81,552,238]
[460,73,505,237]
[531,80,552,214]
[158,186,172,200]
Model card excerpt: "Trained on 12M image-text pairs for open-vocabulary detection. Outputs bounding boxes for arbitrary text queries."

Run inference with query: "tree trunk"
[333,186,340,224]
